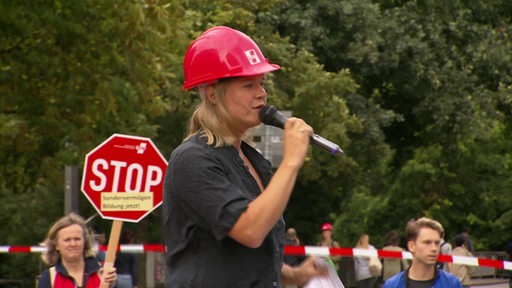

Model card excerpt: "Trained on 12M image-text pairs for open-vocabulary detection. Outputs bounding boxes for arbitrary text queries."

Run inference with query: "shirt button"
[273,282,278,287]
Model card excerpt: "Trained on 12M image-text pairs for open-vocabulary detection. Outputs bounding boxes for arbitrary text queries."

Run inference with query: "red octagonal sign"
[81,134,168,222]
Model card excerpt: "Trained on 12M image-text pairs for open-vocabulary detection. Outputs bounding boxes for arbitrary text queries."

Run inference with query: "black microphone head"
[259,105,287,129]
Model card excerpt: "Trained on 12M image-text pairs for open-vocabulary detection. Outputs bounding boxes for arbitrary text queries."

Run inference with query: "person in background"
[505,239,512,288]
[438,229,453,273]
[284,227,305,267]
[93,227,106,265]
[282,228,305,288]
[457,227,474,253]
[452,234,474,288]
[37,213,117,288]
[354,233,378,288]
[382,217,462,288]
[114,229,138,288]
[317,222,341,271]
[286,227,301,246]
[381,230,409,282]
[162,25,326,288]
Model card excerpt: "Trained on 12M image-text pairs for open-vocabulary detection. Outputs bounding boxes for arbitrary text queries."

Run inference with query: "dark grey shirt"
[163,133,285,288]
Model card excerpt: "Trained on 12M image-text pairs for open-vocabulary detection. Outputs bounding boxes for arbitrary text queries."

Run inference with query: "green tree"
[0,0,361,283]
[2,0,512,284]
[274,0,512,248]
[0,0,183,282]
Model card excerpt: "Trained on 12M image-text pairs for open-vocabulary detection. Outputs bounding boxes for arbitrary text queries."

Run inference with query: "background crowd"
[283,218,504,288]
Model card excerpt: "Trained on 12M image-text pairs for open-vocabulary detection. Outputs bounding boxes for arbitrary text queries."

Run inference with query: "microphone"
[259,105,344,156]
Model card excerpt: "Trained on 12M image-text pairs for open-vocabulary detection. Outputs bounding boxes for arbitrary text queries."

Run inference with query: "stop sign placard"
[81,134,168,222]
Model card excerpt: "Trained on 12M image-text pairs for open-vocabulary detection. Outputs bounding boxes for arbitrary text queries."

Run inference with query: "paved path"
[470,278,509,288]
[470,283,508,288]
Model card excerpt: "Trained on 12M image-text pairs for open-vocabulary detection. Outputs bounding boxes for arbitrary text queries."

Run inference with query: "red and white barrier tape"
[286,246,512,271]
[0,244,165,254]
[1,244,511,271]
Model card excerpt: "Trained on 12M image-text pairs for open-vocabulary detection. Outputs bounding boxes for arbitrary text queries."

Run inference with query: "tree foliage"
[274,0,512,248]
[0,0,183,281]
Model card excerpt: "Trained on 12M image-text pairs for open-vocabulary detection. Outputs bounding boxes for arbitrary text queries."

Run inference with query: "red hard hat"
[182,26,280,90]
[321,222,333,231]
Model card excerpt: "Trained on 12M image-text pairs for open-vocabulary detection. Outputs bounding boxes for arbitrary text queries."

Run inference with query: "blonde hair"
[40,213,95,266]
[356,233,370,249]
[405,217,444,242]
[186,79,251,147]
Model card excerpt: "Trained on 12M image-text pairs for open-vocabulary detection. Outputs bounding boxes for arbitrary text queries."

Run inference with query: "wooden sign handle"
[100,220,123,288]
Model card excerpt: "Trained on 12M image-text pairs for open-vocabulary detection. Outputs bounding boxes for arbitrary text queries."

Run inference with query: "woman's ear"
[205,85,216,105]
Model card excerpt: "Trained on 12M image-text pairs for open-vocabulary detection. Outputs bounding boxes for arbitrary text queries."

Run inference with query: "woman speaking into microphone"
[162,26,326,288]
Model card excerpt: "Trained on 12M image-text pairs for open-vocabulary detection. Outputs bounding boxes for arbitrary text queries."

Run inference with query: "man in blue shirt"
[383,217,462,288]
